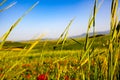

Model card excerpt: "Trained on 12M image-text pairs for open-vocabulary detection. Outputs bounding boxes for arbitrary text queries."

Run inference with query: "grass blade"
[0,34,44,80]
[56,18,75,50]
[0,1,39,50]
[0,0,7,6]
[0,2,16,12]
[108,0,119,80]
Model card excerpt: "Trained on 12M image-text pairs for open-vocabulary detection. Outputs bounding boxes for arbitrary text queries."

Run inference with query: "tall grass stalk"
[83,1,97,79]
[61,30,68,50]
[42,40,48,52]
[70,38,81,45]
[0,1,40,79]
[0,1,39,50]
[93,0,97,38]
[84,0,104,51]
[108,0,119,80]
[0,34,43,80]
[56,18,75,50]
[0,0,7,6]
[0,2,17,12]
[82,0,104,79]
[61,19,74,50]
[80,40,94,66]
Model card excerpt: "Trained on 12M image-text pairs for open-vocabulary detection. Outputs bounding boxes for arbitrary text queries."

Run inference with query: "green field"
[2,35,109,51]
[0,35,120,80]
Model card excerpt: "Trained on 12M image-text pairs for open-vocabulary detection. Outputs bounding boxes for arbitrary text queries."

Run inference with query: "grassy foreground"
[0,35,120,80]
[0,0,120,80]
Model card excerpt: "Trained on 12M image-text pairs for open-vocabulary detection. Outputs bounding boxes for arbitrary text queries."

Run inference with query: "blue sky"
[0,0,119,41]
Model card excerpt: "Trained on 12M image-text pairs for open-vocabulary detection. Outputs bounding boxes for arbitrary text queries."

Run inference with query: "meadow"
[0,0,120,80]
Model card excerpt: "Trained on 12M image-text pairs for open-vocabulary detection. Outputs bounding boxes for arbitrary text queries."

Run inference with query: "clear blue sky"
[0,0,119,41]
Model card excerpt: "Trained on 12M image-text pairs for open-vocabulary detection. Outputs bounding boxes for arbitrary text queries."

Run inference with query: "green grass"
[1,34,109,51]
[1,34,119,80]
[0,45,119,80]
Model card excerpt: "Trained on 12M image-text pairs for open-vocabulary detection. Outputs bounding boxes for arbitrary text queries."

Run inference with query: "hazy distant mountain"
[70,30,110,38]
[18,31,110,42]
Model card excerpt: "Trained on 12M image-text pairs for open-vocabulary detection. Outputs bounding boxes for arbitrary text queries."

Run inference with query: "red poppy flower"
[26,74,31,79]
[37,74,48,80]
[0,68,3,72]
[64,75,69,80]
[0,74,3,77]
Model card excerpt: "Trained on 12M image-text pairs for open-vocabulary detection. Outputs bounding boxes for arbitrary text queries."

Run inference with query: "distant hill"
[70,30,110,38]
[16,31,110,42]
[2,34,110,51]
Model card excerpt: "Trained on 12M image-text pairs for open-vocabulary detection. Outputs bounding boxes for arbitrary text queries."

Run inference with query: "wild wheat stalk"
[108,0,119,80]
[84,0,104,51]
[0,0,7,6]
[0,34,44,80]
[0,2,17,12]
[0,1,39,50]
[56,18,75,50]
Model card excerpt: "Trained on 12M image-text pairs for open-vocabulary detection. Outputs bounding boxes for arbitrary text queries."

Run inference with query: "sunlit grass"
[0,0,120,80]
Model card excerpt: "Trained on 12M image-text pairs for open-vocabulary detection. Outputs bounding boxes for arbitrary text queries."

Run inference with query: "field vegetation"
[0,0,120,80]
